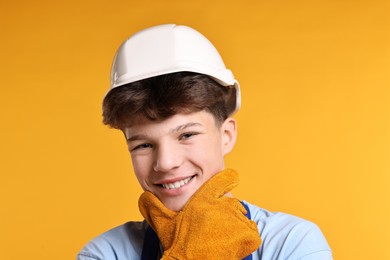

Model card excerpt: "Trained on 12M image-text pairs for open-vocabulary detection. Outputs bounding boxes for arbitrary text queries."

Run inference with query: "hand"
[138,169,261,259]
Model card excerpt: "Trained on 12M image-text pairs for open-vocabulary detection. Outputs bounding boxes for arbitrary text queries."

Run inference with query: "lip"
[156,175,195,185]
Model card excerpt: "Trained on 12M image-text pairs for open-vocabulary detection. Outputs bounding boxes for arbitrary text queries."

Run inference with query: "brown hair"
[102,72,235,129]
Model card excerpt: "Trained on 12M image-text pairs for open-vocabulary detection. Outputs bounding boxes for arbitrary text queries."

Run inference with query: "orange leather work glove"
[138,169,261,260]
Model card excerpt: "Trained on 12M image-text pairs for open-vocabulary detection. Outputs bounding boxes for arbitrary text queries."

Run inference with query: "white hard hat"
[109,24,241,114]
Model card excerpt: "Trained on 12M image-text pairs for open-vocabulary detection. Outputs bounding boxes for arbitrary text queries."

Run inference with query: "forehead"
[123,111,218,137]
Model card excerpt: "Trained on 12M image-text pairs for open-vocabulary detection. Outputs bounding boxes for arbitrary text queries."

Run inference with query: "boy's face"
[123,110,237,212]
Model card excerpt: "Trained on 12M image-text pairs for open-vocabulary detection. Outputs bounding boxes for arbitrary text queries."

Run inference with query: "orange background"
[1,0,389,259]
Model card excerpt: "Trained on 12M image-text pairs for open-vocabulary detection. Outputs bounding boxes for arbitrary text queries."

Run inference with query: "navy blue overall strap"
[141,201,253,260]
[141,224,160,260]
[241,202,253,260]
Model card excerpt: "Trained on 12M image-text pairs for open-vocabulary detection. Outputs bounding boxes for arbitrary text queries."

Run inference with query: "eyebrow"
[126,122,203,142]
[126,134,148,143]
[171,122,203,133]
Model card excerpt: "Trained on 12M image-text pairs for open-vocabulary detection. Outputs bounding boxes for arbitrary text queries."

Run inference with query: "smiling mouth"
[161,176,194,190]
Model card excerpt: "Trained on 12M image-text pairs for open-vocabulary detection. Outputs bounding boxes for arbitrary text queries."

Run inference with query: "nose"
[153,143,182,173]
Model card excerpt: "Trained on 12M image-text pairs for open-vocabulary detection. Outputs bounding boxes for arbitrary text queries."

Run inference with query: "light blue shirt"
[77,201,332,260]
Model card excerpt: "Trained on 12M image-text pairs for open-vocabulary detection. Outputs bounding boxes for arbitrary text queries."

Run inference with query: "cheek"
[131,155,153,189]
[190,139,225,171]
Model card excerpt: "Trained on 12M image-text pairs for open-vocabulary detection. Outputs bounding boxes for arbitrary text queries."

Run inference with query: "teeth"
[162,176,192,190]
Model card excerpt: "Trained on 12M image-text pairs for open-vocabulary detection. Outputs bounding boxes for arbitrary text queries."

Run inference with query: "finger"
[191,169,239,201]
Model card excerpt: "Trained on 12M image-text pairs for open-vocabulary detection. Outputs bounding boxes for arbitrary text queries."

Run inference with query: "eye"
[179,132,198,140]
[131,143,152,151]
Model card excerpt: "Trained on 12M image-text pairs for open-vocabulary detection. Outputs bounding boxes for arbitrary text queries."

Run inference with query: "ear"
[221,117,237,156]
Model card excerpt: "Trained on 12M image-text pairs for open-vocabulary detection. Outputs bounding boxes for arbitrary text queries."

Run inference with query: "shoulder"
[77,221,147,260]
[243,201,333,260]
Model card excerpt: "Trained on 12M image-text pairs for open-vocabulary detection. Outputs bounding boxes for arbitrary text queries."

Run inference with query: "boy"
[78,24,332,259]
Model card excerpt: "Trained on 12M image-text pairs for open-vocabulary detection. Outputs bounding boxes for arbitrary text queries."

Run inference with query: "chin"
[166,202,185,212]
[163,198,188,212]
